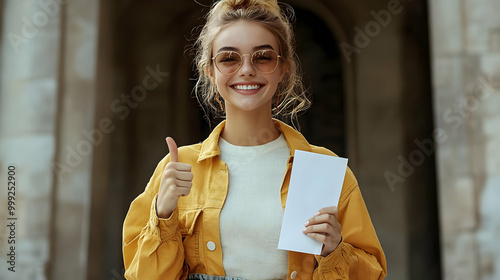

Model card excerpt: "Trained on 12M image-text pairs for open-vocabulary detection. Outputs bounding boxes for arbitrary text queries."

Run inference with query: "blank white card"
[278,150,348,255]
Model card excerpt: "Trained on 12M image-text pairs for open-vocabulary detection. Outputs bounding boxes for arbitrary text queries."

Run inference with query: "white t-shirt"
[218,134,290,280]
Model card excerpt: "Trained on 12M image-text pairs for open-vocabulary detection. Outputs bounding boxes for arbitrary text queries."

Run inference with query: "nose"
[238,54,256,76]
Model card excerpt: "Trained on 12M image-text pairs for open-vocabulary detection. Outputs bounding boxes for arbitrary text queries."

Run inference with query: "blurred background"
[0,0,499,279]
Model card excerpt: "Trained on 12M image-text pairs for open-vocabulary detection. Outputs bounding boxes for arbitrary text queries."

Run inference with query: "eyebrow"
[216,44,275,53]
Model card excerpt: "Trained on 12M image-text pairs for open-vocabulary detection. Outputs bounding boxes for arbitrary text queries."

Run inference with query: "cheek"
[271,73,283,86]
[215,74,231,88]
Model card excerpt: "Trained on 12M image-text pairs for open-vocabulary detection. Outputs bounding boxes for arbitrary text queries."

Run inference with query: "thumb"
[166,137,178,162]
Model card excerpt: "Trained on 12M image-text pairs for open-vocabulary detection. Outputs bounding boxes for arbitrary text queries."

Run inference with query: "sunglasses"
[212,49,282,75]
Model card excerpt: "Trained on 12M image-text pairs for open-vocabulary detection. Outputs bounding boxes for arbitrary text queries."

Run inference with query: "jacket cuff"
[148,194,180,242]
[314,241,350,276]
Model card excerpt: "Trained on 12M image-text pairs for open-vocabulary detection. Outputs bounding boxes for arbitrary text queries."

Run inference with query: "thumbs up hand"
[156,137,193,219]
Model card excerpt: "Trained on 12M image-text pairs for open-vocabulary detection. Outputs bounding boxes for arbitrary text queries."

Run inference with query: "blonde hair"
[193,0,310,126]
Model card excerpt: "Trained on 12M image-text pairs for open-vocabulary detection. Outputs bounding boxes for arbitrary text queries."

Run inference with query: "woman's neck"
[221,107,280,146]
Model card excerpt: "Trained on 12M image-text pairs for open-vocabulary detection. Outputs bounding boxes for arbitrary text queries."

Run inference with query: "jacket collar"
[197,119,312,163]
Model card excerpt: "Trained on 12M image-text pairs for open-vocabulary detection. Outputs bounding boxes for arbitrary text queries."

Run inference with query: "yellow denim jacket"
[123,119,387,280]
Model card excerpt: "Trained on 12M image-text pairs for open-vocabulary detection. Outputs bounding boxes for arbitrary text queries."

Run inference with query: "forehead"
[213,20,279,53]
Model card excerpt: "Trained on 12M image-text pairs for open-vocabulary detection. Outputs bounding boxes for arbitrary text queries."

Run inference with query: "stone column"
[0,0,62,279]
[429,0,500,279]
[0,0,100,279]
[49,0,99,278]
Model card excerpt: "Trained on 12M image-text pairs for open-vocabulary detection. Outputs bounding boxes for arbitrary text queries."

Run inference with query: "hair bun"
[214,0,281,17]
[226,0,277,9]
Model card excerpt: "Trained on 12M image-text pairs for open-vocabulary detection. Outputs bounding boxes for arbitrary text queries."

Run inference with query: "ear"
[279,63,288,83]
[206,65,216,84]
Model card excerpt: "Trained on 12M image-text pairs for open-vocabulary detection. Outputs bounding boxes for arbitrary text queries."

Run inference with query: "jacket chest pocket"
[180,209,204,272]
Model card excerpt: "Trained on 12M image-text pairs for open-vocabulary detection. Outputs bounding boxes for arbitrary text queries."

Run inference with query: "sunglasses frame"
[212,49,282,75]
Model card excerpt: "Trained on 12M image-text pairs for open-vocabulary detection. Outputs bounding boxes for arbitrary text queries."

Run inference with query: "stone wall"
[429,0,500,279]
[0,0,99,279]
[3,0,498,279]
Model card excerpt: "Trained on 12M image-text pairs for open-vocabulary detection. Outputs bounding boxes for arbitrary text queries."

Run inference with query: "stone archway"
[294,6,346,158]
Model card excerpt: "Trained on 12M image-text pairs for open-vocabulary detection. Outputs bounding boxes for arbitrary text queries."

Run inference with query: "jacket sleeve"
[122,156,189,280]
[313,182,387,280]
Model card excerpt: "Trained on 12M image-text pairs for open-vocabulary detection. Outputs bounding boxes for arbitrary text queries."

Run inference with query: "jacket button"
[207,241,216,251]
[290,271,297,279]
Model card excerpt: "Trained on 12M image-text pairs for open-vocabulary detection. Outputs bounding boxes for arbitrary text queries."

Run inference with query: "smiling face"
[209,20,285,116]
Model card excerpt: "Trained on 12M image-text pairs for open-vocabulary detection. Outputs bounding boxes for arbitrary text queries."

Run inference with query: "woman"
[123,0,387,279]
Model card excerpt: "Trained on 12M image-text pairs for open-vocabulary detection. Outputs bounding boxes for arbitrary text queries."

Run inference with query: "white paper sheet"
[277,150,348,255]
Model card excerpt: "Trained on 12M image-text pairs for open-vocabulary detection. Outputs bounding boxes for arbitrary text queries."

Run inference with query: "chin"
[230,101,272,113]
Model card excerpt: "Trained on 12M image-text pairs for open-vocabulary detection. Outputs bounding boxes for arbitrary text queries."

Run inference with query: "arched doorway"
[294,7,346,157]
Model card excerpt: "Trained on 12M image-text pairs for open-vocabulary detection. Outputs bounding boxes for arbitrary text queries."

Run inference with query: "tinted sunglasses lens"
[252,50,278,73]
[215,52,241,74]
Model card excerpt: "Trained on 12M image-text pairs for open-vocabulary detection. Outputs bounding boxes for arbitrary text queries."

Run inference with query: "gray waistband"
[187,274,246,280]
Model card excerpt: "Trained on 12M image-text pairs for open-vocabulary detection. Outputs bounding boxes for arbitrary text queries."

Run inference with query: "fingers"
[303,216,340,236]
[166,161,191,172]
[318,206,339,220]
[165,178,191,198]
[303,206,342,257]
[163,176,192,194]
[166,137,178,162]
[162,137,193,199]
[174,170,194,181]
[304,207,339,227]
[157,137,192,218]
[304,215,337,228]
[304,232,329,244]
[163,166,193,181]
[160,169,193,201]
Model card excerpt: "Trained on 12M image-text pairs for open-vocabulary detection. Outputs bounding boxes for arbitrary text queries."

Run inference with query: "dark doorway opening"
[294,8,346,157]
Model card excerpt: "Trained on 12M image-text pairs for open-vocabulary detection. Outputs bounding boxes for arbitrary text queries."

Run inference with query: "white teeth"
[235,85,261,90]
